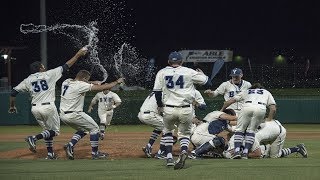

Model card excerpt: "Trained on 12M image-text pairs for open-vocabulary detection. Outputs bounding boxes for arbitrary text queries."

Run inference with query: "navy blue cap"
[168,51,183,61]
[229,68,243,76]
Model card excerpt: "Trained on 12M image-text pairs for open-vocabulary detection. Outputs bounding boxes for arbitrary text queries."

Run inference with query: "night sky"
[1,0,320,84]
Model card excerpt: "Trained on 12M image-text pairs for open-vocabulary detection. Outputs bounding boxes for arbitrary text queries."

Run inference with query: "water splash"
[112,43,148,86]
[20,21,108,82]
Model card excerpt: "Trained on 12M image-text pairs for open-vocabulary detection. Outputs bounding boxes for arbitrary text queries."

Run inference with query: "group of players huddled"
[8,49,307,170]
[138,51,307,170]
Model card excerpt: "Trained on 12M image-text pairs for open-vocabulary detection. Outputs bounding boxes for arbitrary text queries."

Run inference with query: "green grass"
[0,157,319,180]
[0,125,319,180]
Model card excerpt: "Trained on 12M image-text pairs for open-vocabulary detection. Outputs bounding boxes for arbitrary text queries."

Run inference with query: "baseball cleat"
[166,158,175,167]
[241,153,248,159]
[154,151,166,159]
[174,151,188,170]
[297,144,308,158]
[25,136,36,153]
[64,143,74,160]
[142,146,152,158]
[92,151,108,160]
[45,152,58,160]
[231,151,241,159]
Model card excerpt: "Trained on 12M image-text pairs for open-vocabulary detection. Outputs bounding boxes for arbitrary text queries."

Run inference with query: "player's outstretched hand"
[117,78,125,84]
[204,89,214,97]
[77,46,88,56]
[88,106,93,113]
[196,68,204,74]
[8,106,17,114]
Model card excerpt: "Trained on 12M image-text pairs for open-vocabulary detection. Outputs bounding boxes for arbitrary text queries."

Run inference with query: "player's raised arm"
[220,98,237,111]
[90,78,124,92]
[63,46,88,72]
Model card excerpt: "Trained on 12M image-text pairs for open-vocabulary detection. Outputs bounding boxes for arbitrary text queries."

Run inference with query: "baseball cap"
[229,68,243,76]
[168,51,183,61]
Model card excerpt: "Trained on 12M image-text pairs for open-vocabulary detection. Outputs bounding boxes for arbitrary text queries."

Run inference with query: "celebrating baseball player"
[88,89,121,140]
[60,70,124,160]
[204,68,251,115]
[256,119,308,158]
[190,109,237,158]
[223,133,262,159]
[220,83,276,159]
[153,51,211,170]
[138,92,167,158]
[8,47,87,159]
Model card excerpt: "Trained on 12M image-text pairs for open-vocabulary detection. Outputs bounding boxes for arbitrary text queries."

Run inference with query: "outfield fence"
[0,93,319,125]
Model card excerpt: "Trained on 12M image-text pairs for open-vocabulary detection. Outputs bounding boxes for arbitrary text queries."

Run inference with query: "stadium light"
[1,54,8,60]
[274,55,286,65]
[234,55,243,64]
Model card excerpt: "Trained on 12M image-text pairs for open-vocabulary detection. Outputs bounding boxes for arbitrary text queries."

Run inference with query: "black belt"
[64,111,82,114]
[32,102,50,106]
[165,105,190,108]
[245,101,266,106]
[143,111,150,114]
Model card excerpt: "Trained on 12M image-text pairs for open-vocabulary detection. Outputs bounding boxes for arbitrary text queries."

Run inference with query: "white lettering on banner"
[179,50,233,62]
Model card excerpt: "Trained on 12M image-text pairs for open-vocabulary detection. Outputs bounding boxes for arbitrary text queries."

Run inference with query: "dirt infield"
[0,131,318,160]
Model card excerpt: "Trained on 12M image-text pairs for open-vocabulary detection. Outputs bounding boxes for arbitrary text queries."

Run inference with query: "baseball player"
[88,89,121,140]
[60,70,124,160]
[190,109,237,158]
[223,133,262,159]
[204,68,251,115]
[153,51,210,170]
[8,47,87,159]
[138,92,167,158]
[256,119,308,158]
[220,83,276,159]
[139,90,205,159]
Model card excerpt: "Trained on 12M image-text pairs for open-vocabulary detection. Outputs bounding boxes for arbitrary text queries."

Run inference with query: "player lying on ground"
[190,109,237,158]
[223,133,262,159]
[256,119,308,158]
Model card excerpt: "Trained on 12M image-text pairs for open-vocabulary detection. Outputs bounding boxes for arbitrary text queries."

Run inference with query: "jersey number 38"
[32,80,48,92]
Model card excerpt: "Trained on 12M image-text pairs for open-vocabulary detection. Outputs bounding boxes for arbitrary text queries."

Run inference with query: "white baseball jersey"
[59,79,93,112]
[140,92,158,113]
[13,66,63,104]
[192,90,206,118]
[194,90,205,105]
[214,80,251,110]
[255,120,286,158]
[191,111,223,147]
[223,134,261,159]
[153,66,208,106]
[233,88,276,133]
[91,91,121,111]
[138,92,165,131]
[234,88,276,109]
[59,79,99,134]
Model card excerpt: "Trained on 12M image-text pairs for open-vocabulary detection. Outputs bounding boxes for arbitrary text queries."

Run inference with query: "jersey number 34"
[165,75,184,89]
